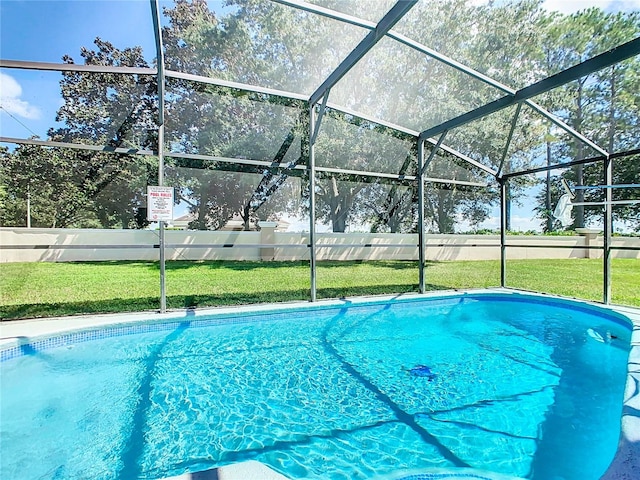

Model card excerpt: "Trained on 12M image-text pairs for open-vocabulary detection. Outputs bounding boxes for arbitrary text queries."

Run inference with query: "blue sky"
[0,0,157,63]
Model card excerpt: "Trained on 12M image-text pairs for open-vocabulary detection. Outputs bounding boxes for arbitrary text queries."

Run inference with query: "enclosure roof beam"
[165,152,308,171]
[0,136,155,155]
[316,166,488,187]
[419,37,640,144]
[0,59,308,103]
[273,1,608,156]
[309,0,417,106]
[501,147,640,179]
[431,140,497,177]
[0,59,157,75]
[272,0,377,29]
[165,70,309,101]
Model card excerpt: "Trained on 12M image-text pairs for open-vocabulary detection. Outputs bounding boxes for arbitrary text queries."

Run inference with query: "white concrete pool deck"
[160,460,289,480]
[1,288,639,480]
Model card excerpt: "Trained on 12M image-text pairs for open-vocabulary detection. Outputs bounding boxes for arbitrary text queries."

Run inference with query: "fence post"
[258,222,278,261]
[576,228,600,259]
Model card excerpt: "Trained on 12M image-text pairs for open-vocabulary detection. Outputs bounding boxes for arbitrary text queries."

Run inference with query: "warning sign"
[147,186,174,221]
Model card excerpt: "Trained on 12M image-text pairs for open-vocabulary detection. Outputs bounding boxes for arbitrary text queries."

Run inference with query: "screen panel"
[1,67,157,149]
[305,0,396,23]
[502,168,606,303]
[0,1,156,64]
[610,155,640,307]
[162,157,311,305]
[313,173,419,298]
[0,144,156,230]
[421,181,501,290]
[159,0,369,96]
[1,68,64,141]
[330,36,505,133]
[0,68,158,150]
[165,78,304,162]
[165,158,304,232]
[315,111,416,175]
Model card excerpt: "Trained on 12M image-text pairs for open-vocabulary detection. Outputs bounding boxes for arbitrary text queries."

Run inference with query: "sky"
[1,0,638,232]
[543,0,640,13]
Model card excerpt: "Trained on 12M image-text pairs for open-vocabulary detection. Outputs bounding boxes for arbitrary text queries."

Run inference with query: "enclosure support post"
[151,0,167,313]
[309,104,318,302]
[499,177,508,287]
[603,156,612,304]
[417,138,426,294]
[158,127,167,314]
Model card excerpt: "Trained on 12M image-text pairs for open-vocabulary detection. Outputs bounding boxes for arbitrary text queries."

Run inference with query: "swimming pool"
[0,291,634,480]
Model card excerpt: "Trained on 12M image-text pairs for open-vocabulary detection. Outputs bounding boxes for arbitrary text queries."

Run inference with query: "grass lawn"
[0,259,638,320]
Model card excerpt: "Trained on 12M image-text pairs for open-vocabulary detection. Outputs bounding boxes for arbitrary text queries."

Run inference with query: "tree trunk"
[573,80,586,229]
[436,189,454,233]
[330,176,347,232]
[242,203,251,231]
[196,187,209,230]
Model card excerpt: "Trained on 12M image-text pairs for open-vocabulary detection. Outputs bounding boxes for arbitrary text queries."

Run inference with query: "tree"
[535,9,640,231]
[1,144,101,228]
[0,38,159,229]
[161,0,316,230]
[312,112,418,232]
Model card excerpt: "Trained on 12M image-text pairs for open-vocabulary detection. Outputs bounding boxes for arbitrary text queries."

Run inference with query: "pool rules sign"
[147,186,174,222]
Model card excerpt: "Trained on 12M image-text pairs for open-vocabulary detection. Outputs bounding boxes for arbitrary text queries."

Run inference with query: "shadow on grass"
[0,283,449,321]
[64,260,429,271]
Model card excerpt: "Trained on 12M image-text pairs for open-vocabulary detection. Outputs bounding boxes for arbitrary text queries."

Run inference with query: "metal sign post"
[147,185,173,312]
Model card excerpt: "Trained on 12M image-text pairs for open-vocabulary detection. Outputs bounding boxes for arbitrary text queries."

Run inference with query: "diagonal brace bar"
[497,103,523,178]
[421,131,448,176]
[310,91,330,145]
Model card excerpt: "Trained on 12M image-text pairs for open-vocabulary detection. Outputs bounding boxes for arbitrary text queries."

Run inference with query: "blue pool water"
[0,293,632,480]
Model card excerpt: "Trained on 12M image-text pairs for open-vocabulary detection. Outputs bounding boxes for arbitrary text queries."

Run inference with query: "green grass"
[0,259,638,320]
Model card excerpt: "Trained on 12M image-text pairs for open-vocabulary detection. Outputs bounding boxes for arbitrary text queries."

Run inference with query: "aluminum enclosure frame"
[1,0,638,308]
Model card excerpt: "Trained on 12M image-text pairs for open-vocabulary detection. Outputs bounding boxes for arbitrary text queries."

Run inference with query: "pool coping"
[1,287,639,480]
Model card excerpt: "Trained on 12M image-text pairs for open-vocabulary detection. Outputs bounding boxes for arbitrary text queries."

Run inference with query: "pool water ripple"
[0,294,632,480]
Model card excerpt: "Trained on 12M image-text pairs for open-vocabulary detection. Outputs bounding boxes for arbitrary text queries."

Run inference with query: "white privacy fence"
[1,226,638,263]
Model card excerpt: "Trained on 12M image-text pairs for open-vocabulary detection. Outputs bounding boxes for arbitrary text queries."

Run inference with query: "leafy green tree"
[161,0,315,230]
[535,9,640,231]
[0,144,100,228]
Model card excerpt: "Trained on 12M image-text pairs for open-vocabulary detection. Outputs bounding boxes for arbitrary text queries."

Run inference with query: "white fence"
[1,227,638,263]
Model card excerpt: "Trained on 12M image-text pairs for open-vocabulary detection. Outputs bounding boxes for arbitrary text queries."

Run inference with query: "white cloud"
[542,0,640,14]
[0,73,41,120]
